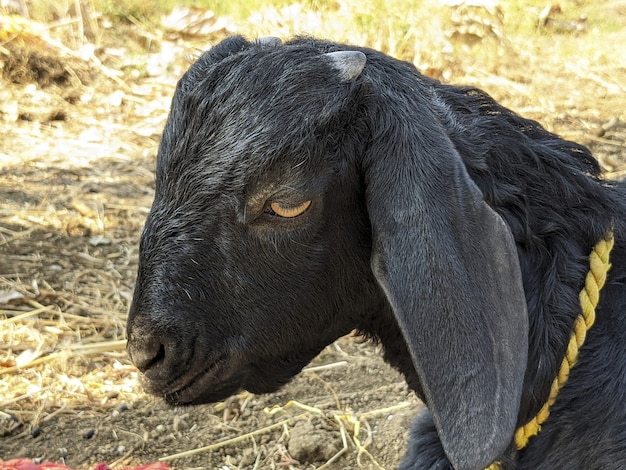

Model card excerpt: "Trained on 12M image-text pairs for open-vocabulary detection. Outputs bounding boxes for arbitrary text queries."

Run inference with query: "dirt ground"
[1,4,625,470]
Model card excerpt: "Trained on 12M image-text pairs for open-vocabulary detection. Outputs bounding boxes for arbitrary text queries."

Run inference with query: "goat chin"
[127,35,626,470]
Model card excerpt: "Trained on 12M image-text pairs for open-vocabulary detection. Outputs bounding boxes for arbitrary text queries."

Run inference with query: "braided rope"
[485,232,614,470]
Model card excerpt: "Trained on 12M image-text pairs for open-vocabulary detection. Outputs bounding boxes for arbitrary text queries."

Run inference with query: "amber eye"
[269,200,312,218]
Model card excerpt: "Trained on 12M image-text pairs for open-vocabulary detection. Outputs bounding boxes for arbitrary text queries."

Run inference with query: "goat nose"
[127,333,165,373]
[126,315,191,383]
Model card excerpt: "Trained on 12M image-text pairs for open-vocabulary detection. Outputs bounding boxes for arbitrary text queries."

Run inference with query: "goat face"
[127,36,530,469]
[127,37,376,405]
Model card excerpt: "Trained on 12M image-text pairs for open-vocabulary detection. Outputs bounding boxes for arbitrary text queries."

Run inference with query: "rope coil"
[486,232,614,469]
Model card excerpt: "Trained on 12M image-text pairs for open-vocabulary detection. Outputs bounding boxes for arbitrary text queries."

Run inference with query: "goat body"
[126,36,626,469]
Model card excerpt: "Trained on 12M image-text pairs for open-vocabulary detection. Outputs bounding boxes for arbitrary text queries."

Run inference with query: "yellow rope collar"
[486,231,615,470]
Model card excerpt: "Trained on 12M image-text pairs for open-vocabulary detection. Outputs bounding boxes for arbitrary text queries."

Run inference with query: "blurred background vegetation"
[16,0,626,71]
[7,0,623,117]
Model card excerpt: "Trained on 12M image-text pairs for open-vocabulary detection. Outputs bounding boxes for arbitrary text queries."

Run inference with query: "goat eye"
[268,200,312,218]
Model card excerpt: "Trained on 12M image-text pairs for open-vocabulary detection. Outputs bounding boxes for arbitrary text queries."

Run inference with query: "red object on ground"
[0,461,70,470]
[0,461,169,470]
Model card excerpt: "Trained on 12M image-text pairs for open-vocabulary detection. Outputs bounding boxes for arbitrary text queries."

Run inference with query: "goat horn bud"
[324,51,366,81]
[256,36,282,47]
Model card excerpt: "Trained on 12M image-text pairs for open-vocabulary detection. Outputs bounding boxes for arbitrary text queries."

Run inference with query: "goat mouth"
[159,355,242,405]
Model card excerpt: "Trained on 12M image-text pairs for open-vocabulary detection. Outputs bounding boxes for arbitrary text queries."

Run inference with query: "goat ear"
[364,112,528,469]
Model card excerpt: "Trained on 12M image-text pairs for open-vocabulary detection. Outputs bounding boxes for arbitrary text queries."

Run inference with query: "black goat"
[126,36,626,469]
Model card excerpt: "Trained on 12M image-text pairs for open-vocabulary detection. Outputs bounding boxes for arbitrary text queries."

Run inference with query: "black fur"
[127,36,626,469]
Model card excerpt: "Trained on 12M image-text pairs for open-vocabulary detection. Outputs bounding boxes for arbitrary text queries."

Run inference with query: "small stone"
[240,448,257,466]
[173,415,188,432]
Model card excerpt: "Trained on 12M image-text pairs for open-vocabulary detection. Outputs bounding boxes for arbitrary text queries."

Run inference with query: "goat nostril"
[130,341,166,373]
[147,344,166,370]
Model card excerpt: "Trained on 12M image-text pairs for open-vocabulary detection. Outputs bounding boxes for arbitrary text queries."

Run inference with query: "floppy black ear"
[363,93,528,469]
